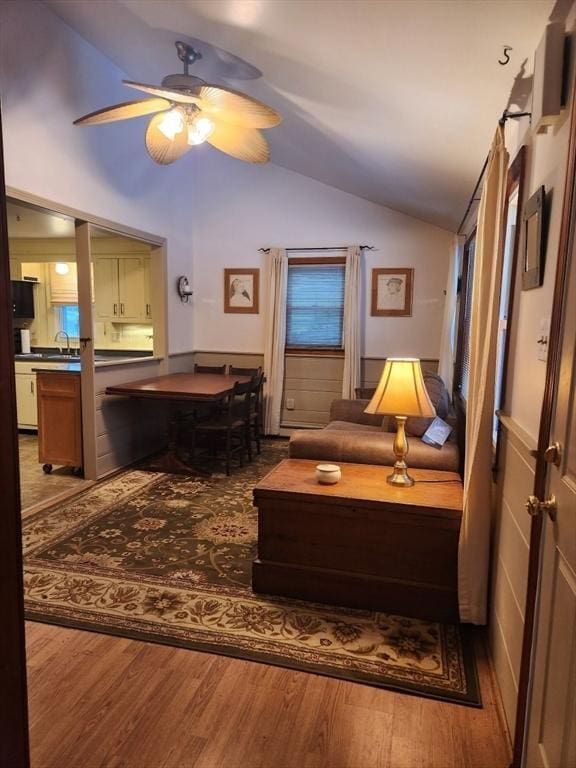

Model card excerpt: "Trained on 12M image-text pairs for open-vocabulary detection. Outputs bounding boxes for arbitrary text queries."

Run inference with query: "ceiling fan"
[74,41,282,165]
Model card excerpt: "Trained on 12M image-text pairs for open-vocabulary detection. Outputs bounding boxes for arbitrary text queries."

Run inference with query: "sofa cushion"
[325,420,381,434]
[329,399,387,428]
[289,427,459,472]
[405,373,451,437]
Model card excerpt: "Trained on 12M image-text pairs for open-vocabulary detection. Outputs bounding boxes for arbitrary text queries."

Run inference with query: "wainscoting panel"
[167,352,196,374]
[94,361,167,478]
[489,416,537,739]
[173,352,440,430]
[282,355,344,427]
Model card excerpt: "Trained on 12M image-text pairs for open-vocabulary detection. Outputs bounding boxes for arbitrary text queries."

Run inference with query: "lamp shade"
[364,358,435,417]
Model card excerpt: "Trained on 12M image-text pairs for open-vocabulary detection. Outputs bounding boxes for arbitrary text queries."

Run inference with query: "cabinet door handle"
[30,380,34,394]
[146,303,150,316]
[113,303,118,315]
[120,303,125,315]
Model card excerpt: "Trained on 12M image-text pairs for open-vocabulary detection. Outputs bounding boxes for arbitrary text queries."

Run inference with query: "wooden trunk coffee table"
[252,459,463,623]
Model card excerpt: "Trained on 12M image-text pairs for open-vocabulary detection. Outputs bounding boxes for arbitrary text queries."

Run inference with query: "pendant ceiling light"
[74,41,282,165]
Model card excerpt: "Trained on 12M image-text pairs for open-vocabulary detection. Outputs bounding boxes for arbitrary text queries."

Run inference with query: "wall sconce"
[177,276,193,303]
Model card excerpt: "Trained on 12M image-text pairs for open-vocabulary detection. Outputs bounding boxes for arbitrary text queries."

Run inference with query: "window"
[493,189,518,441]
[454,233,476,402]
[286,258,345,350]
[59,304,80,338]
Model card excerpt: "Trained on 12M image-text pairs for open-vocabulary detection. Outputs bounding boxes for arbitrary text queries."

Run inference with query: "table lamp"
[364,358,435,487]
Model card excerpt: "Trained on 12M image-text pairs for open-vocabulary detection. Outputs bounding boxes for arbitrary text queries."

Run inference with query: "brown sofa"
[288,373,460,473]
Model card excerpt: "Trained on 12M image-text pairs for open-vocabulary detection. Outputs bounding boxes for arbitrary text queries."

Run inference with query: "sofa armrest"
[329,399,384,427]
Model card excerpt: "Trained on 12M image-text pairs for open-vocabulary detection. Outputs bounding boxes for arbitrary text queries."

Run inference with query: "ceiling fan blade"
[208,122,270,164]
[74,98,171,126]
[197,85,282,128]
[145,113,191,165]
[123,80,201,105]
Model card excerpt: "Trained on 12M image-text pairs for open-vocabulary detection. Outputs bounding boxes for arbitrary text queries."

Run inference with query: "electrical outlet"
[286,397,295,410]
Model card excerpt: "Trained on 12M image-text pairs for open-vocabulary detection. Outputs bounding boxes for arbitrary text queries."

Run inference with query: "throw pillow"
[405,373,450,437]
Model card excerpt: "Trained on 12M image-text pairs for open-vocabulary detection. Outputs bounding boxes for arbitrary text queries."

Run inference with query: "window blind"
[286,263,345,348]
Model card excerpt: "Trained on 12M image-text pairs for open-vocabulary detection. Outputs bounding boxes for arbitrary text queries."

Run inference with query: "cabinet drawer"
[37,372,80,396]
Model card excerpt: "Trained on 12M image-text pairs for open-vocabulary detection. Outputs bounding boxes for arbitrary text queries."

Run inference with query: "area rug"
[23,441,480,707]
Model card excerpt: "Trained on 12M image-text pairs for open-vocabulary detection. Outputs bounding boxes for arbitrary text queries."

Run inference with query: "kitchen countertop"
[32,363,81,374]
[16,352,158,371]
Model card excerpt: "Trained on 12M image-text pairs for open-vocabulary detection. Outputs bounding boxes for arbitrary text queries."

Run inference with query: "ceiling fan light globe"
[187,115,215,145]
[158,108,185,140]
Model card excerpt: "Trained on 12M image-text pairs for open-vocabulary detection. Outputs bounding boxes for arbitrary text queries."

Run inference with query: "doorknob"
[525,495,557,522]
[544,442,562,466]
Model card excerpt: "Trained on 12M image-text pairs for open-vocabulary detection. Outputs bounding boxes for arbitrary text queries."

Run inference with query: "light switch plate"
[537,317,551,361]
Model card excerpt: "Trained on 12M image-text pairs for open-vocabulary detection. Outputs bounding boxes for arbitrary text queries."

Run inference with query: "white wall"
[488,15,575,742]
[504,102,572,440]
[191,152,453,357]
[0,1,195,354]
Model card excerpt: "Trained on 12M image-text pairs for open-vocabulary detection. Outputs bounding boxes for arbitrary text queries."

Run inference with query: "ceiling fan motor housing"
[161,74,206,92]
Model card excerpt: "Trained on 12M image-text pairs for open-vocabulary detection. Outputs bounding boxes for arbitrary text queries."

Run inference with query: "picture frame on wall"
[224,268,260,314]
[522,185,546,290]
[371,267,413,316]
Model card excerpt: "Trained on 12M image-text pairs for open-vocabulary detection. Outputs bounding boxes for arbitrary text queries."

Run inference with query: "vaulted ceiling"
[46,0,553,231]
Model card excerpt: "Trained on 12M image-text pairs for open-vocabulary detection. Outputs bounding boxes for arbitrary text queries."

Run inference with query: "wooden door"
[93,256,118,320]
[118,256,144,320]
[0,98,30,768]
[523,172,576,768]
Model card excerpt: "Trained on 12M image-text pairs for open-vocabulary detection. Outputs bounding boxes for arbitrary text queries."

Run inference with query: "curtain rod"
[258,245,375,253]
[457,109,531,235]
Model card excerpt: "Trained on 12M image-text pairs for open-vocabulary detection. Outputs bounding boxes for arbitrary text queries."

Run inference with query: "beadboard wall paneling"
[94,361,167,478]
[489,417,536,737]
[168,352,196,374]
[190,352,439,428]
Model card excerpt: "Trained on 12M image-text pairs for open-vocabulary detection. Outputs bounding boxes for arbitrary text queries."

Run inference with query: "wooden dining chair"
[246,371,264,456]
[194,363,227,374]
[190,379,253,475]
[229,365,262,377]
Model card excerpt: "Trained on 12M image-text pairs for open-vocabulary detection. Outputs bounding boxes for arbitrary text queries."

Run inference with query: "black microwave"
[11,280,35,318]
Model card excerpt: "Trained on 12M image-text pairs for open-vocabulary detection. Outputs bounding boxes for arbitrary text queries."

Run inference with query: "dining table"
[105,372,252,475]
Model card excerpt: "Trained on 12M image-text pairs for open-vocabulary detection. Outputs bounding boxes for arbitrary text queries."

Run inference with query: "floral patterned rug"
[23,441,480,706]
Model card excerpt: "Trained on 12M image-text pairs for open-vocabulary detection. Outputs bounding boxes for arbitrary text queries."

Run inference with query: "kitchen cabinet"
[93,256,146,322]
[37,371,83,473]
[143,257,152,320]
[15,372,37,429]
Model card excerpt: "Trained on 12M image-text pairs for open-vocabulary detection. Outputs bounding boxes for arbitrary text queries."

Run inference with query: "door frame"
[512,56,576,768]
[5,188,168,481]
[0,110,30,766]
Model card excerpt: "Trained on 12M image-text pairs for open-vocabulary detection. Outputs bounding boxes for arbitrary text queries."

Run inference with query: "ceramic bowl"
[315,463,341,484]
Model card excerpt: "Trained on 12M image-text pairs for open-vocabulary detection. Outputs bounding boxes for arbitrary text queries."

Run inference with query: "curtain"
[459,125,509,624]
[438,234,465,394]
[263,248,288,435]
[342,245,362,398]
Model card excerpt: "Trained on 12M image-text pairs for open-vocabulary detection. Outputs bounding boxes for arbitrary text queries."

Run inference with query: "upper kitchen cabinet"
[91,232,153,324]
[93,255,150,322]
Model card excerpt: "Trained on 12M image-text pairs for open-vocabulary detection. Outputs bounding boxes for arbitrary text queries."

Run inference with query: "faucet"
[54,330,71,355]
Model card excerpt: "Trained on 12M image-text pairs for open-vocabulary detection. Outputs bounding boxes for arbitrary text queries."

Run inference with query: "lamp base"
[386,464,415,487]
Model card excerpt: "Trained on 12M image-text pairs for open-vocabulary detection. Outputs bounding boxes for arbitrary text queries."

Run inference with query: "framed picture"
[224,268,259,314]
[371,267,413,316]
[522,186,545,290]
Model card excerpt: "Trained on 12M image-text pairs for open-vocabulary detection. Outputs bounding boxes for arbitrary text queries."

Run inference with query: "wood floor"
[26,621,512,768]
